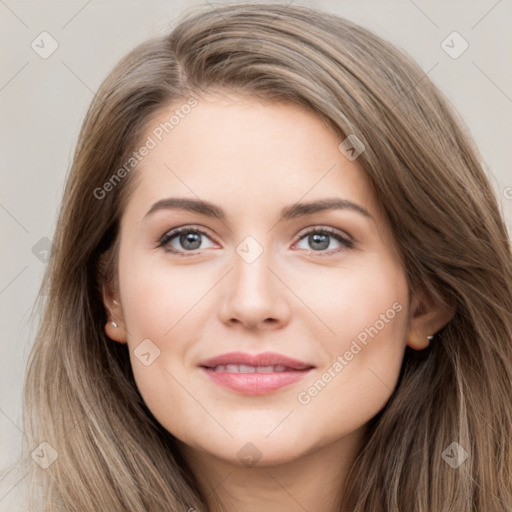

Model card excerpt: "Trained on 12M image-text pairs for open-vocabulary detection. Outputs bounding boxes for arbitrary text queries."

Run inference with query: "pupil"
[310,233,329,250]
[181,232,201,250]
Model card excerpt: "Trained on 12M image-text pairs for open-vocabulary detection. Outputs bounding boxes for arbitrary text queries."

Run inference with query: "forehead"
[122,93,380,223]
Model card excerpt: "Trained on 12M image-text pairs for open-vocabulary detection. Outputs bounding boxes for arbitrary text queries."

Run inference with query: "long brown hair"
[23,3,512,511]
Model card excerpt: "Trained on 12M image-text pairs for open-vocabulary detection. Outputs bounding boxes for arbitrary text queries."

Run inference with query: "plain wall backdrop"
[1,0,511,507]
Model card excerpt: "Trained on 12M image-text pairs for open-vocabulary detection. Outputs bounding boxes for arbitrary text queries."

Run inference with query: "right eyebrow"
[144,197,225,220]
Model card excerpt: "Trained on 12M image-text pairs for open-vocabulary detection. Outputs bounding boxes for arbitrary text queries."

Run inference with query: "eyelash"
[157,225,354,258]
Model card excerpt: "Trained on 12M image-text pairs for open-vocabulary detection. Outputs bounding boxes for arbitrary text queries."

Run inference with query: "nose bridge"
[231,234,276,300]
[218,233,290,328]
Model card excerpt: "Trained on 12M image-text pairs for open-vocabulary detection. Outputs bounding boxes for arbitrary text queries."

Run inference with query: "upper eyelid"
[296,225,352,241]
[161,225,217,243]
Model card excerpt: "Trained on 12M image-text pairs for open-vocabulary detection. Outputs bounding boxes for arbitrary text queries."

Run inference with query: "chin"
[178,431,308,468]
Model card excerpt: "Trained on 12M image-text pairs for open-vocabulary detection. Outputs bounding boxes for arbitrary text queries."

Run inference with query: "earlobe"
[407,332,436,350]
[104,318,127,344]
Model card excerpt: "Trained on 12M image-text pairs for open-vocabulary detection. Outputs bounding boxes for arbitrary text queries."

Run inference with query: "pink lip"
[199,351,314,370]
[199,351,315,395]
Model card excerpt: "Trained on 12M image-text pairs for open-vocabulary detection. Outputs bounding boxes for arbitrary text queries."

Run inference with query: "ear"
[98,253,127,344]
[406,289,455,350]
[101,280,128,344]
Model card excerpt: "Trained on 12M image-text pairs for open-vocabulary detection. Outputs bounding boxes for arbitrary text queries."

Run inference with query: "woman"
[23,3,512,511]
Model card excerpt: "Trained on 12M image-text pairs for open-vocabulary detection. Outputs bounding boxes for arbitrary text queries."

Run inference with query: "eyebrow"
[144,197,372,221]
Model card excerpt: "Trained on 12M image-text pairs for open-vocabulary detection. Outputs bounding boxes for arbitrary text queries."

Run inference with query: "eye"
[157,225,354,257]
[293,227,354,256]
[157,226,217,255]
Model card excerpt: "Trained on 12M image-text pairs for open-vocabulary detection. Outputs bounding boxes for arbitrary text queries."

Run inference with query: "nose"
[218,247,291,331]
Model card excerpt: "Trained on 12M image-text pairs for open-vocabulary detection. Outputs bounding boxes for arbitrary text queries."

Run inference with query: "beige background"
[1,0,511,507]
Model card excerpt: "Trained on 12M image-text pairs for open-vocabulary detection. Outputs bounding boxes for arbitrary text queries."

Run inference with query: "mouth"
[206,363,307,373]
[198,352,315,395]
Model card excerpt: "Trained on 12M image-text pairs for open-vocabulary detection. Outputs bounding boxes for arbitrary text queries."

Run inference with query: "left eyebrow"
[144,197,372,221]
[280,198,372,220]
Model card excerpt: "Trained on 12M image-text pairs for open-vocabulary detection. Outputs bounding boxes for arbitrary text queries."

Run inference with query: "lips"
[210,364,291,373]
[199,351,314,371]
[199,351,315,395]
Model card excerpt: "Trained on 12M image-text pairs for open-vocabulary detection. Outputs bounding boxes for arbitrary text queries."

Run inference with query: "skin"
[102,91,453,512]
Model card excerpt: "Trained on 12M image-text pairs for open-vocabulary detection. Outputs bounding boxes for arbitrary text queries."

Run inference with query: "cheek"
[119,254,211,337]
[296,263,409,430]
[301,252,408,346]
[294,326,407,445]
[118,256,212,420]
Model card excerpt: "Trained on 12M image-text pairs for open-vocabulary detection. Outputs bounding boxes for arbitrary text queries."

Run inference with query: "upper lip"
[199,351,315,370]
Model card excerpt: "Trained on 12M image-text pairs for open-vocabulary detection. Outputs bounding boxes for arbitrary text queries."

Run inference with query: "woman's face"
[105,92,413,466]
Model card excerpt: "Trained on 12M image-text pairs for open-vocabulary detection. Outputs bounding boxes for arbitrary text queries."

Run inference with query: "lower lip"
[200,367,313,395]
